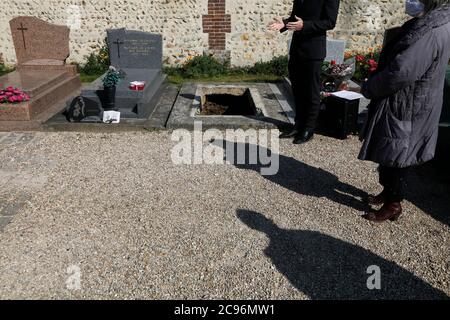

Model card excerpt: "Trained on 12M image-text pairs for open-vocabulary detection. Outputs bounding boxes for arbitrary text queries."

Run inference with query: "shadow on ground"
[237,209,449,300]
[406,163,450,227]
[213,140,450,224]
[212,140,370,212]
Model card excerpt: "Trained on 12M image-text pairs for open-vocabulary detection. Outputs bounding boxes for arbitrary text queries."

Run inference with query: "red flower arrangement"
[345,47,381,83]
[367,59,379,73]
[0,86,30,104]
[356,55,365,62]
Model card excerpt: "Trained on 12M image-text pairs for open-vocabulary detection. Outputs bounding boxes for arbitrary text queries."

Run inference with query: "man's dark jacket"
[282,0,340,60]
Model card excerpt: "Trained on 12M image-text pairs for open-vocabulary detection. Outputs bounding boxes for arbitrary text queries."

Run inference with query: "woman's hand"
[268,17,285,31]
[338,80,369,93]
[287,16,304,31]
[338,81,350,91]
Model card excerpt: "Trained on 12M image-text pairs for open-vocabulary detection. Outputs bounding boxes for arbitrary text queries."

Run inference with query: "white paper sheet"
[330,90,364,101]
[103,111,121,124]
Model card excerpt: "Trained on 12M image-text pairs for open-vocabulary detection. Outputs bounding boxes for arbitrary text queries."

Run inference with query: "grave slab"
[44,83,177,132]
[65,28,167,122]
[0,70,80,123]
[81,68,166,119]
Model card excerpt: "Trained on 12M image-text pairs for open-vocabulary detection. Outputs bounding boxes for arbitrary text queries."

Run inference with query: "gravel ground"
[0,131,448,300]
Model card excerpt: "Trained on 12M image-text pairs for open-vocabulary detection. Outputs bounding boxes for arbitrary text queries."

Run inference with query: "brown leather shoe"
[366,193,386,206]
[363,202,403,223]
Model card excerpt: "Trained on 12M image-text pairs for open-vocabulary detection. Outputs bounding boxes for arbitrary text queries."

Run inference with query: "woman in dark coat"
[359,0,450,222]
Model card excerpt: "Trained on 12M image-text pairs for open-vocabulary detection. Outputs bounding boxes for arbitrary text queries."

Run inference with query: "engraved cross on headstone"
[17,23,28,50]
[113,38,124,58]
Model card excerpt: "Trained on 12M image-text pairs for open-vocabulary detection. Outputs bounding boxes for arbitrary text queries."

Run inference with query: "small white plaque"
[103,111,121,124]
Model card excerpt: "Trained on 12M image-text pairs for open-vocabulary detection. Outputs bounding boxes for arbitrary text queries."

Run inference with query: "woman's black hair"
[421,0,450,12]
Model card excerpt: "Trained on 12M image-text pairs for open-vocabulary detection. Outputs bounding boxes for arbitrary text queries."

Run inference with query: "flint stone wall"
[0,0,407,67]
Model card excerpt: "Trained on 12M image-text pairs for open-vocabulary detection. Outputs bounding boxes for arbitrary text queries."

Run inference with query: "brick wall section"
[203,0,231,50]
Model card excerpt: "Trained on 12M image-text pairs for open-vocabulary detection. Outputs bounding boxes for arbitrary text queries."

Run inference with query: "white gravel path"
[0,131,448,299]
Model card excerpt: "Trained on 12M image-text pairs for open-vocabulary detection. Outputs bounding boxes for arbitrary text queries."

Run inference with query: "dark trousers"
[288,56,323,131]
[379,166,410,203]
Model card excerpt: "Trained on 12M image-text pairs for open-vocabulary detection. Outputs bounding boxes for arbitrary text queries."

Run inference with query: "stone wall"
[0,0,407,67]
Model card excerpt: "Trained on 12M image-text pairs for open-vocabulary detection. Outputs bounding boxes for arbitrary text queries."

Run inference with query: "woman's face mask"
[405,0,425,17]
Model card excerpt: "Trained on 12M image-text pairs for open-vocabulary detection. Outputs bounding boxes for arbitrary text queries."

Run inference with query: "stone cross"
[202,0,231,51]
[17,23,28,50]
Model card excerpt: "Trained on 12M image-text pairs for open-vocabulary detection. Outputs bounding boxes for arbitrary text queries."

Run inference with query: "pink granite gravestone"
[0,17,81,127]
[9,16,76,75]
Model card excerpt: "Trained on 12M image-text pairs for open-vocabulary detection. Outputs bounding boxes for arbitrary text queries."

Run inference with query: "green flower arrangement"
[102,66,123,88]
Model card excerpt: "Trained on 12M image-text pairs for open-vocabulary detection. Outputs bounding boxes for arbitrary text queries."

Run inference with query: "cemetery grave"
[0,16,369,135]
[0,18,424,140]
[196,86,262,117]
[0,17,81,131]
[45,29,296,131]
[45,28,169,128]
[167,83,290,130]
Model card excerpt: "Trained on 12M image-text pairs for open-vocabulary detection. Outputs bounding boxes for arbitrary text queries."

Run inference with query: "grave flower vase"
[103,86,116,111]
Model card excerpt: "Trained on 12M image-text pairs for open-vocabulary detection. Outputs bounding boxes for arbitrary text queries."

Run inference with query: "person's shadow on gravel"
[237,209,449,300]
[213,140,369,212]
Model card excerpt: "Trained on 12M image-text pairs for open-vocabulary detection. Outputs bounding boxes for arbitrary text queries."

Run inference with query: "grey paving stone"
[145,84,181,129]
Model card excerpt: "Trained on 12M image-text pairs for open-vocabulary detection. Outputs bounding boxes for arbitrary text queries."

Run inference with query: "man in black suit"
[269,0,340,144]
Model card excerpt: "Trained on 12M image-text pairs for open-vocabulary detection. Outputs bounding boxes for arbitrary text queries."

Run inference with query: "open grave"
[195,86,262,117]
[167,83,290,130]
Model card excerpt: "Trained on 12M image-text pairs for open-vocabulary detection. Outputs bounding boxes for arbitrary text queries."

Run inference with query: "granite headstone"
[10,16,70,66]
[288,38,346,64]
[107,28,162,70]
[325,39,346,64]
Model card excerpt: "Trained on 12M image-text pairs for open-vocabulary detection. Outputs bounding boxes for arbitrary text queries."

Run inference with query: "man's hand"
[287,16,304,31]
[268,17,285,31]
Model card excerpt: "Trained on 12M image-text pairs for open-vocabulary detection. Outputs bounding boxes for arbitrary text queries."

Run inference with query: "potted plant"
[102,66,122,111]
